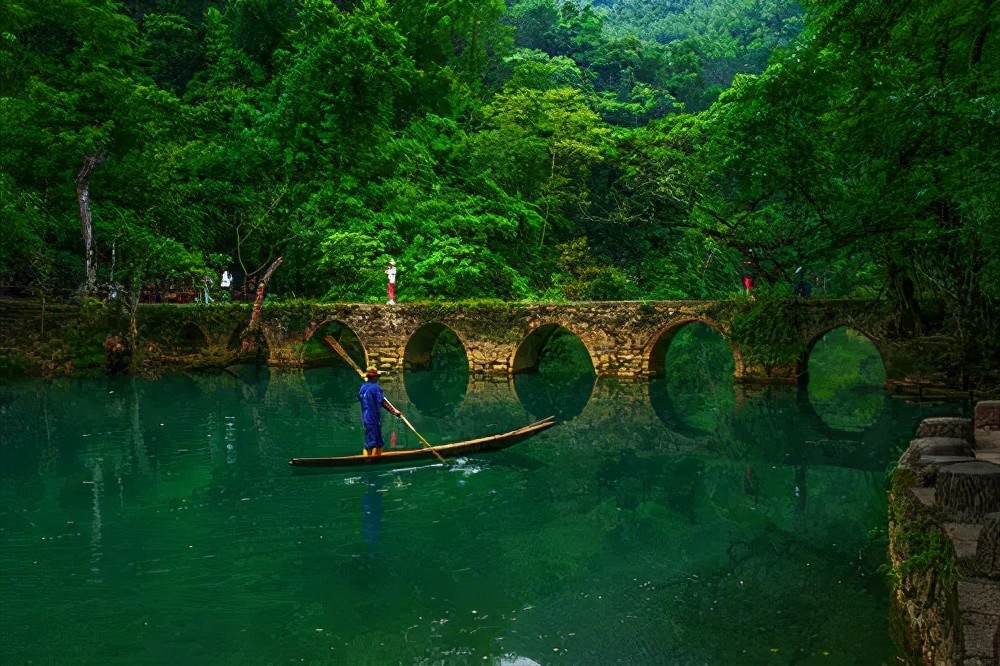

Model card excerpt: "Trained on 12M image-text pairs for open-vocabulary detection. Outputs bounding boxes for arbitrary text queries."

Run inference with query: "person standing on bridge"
[358,367,402,457]
[741,273,755,300]
[386,259,397,305]
[220,269,233,301]
[201,274,214,304]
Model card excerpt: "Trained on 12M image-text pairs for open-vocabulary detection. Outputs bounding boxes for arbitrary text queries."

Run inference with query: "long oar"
[322,336,448,465]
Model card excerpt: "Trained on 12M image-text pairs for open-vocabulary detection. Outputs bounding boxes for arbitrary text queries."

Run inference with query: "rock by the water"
[914,437,975,457]
[898,437,975,476]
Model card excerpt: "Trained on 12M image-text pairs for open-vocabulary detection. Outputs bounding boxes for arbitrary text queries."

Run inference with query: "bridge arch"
[798,325,887,388]
[224,320,271,365]
[403,323,470,417]
[642,318,744,378]
[178,321,211,353]
[403,322,469,371]
[510,322,598,374]
[800,326,888,432]
[511,323,595,420]
[300,318,367,370]
[226,323,244,351]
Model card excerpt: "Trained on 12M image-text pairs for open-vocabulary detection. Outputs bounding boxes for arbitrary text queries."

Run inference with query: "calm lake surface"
[0,329,963,665]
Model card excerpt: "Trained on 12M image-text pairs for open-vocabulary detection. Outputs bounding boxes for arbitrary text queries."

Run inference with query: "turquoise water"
[0,337,961,665]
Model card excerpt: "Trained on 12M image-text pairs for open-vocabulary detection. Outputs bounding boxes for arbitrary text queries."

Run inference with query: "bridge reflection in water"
[236,320,939,474]
[0,322,944,486]
[281,321,937,482]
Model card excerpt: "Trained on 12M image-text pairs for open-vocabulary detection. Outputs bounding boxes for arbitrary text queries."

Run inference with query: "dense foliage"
[1,0,997,373]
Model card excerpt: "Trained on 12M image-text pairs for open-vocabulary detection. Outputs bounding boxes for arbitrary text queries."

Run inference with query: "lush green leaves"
[2,0,994,387]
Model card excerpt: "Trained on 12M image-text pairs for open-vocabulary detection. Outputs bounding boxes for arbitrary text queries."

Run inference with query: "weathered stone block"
[937,461,1000,523]
[918,417,974,444]
[915,437,975,457]
[898,437,978,485]
[975,401,1000,450]
[972,513,999,579]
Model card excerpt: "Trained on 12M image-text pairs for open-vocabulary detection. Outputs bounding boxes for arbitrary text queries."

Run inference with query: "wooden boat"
[289,417,555,468]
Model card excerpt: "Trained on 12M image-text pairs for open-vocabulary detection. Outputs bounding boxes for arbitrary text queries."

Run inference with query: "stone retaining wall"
[892,402,1000,664]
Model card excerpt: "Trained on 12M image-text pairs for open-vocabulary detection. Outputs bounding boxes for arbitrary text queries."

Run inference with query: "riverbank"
[890,402,1000,664]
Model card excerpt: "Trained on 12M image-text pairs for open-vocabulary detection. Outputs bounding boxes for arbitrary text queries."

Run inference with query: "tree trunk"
[77,154,105,293]
[886,261,922,336]
[242,256,282,354]
[126,282,142,371]
[937,461,1000,522]
[540,150,556,247]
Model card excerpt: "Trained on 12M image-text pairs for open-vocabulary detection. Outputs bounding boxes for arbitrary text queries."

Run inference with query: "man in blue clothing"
[358,367,401,456]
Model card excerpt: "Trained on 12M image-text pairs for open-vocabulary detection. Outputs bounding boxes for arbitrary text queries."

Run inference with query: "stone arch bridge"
[156,299,917,384]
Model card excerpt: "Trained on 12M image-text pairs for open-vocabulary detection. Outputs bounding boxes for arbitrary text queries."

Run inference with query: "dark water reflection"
[0,365,964,665]
[513,328,595,421]
[651,323,736,434]
[404,329,469,418]
[807,327,887,431]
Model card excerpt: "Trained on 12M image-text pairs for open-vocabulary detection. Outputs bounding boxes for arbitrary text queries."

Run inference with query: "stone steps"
[902,407,1000,665]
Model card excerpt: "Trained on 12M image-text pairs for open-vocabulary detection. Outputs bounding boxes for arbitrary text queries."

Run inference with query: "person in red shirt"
[386,259,397,305]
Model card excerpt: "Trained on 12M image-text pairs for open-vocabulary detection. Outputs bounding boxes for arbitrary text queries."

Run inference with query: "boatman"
[358,367,402,457]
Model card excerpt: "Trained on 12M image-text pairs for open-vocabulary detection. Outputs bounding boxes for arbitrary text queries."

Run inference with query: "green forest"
[2,0,997,350]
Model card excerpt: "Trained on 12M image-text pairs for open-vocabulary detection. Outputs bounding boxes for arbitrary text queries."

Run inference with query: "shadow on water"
[360,472,384,556]
[806,327,886,432]
[649,322,735,435]
[224,362,271,403]
[513,327,594,421]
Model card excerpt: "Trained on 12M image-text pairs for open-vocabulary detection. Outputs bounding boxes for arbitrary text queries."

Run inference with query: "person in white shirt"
[220,269,233,301]
[386,259,397,305]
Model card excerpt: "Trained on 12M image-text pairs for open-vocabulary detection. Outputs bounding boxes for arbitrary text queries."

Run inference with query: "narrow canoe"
[289,417,556,468]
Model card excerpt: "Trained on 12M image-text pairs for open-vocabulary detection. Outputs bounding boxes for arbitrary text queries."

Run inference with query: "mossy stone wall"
[887,469,964,663]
